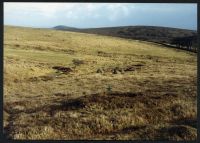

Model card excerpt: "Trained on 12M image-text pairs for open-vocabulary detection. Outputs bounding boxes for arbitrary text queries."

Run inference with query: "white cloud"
[4,3,132,21]
[4,3,78,18]
[3,3,196,29]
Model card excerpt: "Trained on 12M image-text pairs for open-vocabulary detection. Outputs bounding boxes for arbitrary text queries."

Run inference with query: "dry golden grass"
[3,25,197,140]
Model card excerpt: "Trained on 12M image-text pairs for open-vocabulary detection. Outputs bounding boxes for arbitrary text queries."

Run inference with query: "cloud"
[4,3,76,18]
[3,3,197,30]
[4,3,132,21]
[106,4,132,21]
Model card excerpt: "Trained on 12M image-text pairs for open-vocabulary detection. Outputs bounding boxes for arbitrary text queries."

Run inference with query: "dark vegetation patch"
[172,117,197,129]
[46,90,176,114]
[120,125,147,133]
[96,123,197,140]
[54,93,67,97]
[52,66,73,74]
[158,125,197,141]
[3,91,147,115]
[108,92,143,97]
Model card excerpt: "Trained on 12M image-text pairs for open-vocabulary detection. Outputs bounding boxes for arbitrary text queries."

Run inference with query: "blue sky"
[4,3,197,30]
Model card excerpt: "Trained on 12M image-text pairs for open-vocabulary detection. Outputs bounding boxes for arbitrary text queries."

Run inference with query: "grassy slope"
[54,25,197,49]
[4,26,197,140]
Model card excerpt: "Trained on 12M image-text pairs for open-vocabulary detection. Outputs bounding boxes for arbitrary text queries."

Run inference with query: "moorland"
[3,25,197,140]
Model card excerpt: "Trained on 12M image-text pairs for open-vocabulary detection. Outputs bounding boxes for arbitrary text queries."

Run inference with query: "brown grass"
[3,25,197,140]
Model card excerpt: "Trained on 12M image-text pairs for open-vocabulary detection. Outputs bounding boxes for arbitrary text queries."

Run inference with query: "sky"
[4,3,197,30]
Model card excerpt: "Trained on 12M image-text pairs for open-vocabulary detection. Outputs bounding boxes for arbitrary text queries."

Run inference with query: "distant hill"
[53,25,78,31]
[53,25,198,51]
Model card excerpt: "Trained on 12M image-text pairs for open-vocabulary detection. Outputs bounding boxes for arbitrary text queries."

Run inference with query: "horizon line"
[3,24,197,31]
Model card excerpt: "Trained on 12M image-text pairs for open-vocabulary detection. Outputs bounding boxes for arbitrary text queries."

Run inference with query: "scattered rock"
[118,68,125,74]
[97,68,104,73]
[28,77,38,82]
[97,64,144,75]
[112,68,120,74]
[72,59,84,66]
[124,64,144,72]
[45,34,51,37]
[15,44,20,47]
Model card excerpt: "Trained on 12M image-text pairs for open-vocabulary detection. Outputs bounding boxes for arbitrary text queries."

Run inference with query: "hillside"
[81,26,197,42]
[53,25,198,51]
[4,25,197,140]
